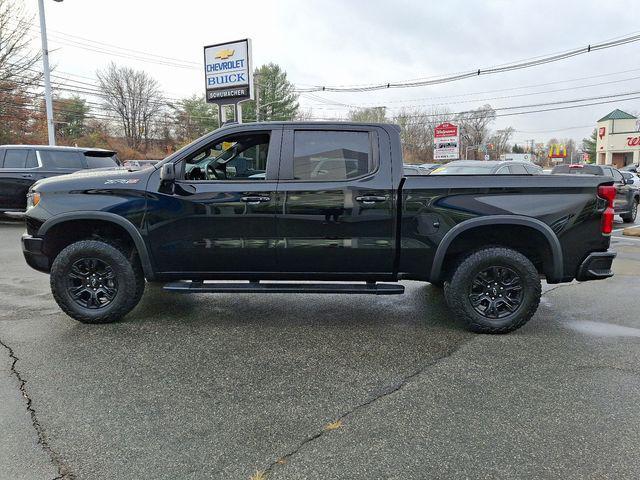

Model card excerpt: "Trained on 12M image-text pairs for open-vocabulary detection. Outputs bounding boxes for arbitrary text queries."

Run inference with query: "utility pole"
[38,0,61,146]
[255,73,260,122]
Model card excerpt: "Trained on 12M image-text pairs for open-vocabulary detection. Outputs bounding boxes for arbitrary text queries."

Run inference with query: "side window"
[509,164,528,174]
[611,169,624,183]
[39,150,84,169]
[3,149,29,169]
[495,166,510,175]
[292,131,371,181]
[183,132,271,181]
[25,150,38,168]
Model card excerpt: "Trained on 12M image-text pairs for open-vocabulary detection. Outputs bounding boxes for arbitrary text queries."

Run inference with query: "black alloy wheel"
[66,257,118,309]
[468,266,524,319]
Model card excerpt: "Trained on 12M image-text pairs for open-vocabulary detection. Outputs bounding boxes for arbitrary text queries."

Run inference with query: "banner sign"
[204,39,253,105]
[434,122,459,161]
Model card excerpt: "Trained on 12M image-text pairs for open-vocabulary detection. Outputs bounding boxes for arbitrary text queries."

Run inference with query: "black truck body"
[20,122,616,333]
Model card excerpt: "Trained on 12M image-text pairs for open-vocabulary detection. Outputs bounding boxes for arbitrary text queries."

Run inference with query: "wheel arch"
[38,211,155,280]
[430,215,563,284]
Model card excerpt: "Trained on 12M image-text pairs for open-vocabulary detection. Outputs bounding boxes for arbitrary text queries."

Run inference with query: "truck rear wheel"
[444,247,541,334]
[50,240,145,324]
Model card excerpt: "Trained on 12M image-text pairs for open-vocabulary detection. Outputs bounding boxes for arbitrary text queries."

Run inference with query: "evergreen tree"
[582,128,597,163]
[242,63,299,121]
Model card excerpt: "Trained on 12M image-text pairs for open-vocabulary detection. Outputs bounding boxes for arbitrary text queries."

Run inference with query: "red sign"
[628,136,640,146]
[582,153,590,162]
[598,127,606,139]
[434,122,458,138]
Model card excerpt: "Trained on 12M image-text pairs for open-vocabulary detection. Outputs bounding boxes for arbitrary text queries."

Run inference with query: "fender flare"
[38,211,155,280]
[429,215,563,283]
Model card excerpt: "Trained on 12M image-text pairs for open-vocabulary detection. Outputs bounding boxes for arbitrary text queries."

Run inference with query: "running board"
[163,281,405,295]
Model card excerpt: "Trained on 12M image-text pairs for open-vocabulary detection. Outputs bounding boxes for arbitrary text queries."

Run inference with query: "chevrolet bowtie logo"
[215,49,235,60]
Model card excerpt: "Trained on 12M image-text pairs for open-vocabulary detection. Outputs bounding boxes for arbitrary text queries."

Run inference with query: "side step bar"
[163,281,405,295]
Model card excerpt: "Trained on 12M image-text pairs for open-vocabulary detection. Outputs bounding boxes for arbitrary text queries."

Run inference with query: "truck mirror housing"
[160,163,176,182]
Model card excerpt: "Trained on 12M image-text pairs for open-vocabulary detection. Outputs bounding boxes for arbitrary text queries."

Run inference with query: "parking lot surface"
[1,218,640,479]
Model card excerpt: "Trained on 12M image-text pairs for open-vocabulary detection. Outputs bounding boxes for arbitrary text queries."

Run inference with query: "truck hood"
[32,167,151,193]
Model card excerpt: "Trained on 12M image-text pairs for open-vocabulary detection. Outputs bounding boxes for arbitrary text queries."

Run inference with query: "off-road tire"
[621,199,638,223]
[444,247,541,334]
[50,240,145,324]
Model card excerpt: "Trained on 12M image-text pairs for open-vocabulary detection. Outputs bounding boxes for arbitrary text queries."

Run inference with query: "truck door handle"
[21,173,34,178]
[355,195,388,205]
[241,196,271,204]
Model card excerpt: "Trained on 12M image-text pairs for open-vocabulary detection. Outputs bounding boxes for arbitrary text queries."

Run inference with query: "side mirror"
[160,163,176,182]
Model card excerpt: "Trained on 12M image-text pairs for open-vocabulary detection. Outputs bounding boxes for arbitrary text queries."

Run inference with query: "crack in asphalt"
[0,339,75,480]
[262,341,471,477]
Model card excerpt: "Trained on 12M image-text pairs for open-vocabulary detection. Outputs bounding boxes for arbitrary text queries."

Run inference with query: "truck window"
[39,150,84,169]
[183,132,270,181]
[292,131,371,181]
[2,149,35,169]
[611,169,624,183]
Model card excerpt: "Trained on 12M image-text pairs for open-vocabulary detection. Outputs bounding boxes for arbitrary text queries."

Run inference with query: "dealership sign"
[204,39,253,105]
[434,122,459,160]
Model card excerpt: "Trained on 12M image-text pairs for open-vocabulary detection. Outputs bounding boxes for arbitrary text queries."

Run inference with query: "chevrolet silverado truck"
[21,122,617,333]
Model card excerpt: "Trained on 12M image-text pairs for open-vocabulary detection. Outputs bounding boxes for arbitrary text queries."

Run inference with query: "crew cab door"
[146,127,282,274]
[275,126,396,276]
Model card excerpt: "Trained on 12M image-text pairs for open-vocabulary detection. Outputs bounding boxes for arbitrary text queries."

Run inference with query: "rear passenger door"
[0,148,39,211]
[275,126,396,275]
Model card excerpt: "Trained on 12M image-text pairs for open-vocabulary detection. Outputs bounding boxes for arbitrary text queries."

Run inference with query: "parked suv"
[551,164,639,223]
[0,145,120,216]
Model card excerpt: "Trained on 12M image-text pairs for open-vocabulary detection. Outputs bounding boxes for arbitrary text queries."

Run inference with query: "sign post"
[433,122,459,161]
[204,39,253,123]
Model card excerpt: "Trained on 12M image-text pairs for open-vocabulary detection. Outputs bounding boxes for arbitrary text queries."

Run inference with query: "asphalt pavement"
[1,217,639,480]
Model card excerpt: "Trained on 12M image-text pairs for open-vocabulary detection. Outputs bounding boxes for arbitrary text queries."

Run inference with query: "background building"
[595,109,640,167]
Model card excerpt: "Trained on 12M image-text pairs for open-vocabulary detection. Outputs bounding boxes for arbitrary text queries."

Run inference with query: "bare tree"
[348,106,388,123]
[97,62,163,149]
[488,127,515,159]
[393,107,452,163]
[456,104,496,160]
[0,0,42,85]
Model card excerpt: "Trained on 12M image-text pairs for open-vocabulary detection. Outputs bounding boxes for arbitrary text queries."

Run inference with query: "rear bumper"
[21,234,49,273]
[575,250,616,281]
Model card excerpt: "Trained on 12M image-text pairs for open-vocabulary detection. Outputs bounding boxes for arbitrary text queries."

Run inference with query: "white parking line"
[612,235,640,242]
[613,226,640,233]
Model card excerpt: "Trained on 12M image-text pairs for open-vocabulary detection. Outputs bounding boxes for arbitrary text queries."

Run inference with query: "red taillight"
[598,185,616,235]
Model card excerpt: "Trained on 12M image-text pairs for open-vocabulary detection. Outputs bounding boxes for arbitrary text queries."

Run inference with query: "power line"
[296,32,640,92]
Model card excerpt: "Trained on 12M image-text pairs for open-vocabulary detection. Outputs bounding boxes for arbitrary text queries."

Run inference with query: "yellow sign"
[215,49,235,60]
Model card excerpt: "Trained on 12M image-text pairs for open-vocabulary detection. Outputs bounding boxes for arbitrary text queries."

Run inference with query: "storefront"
[595,109,640,167]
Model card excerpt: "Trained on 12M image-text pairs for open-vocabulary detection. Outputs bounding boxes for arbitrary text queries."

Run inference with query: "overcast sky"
[23,0,640,145]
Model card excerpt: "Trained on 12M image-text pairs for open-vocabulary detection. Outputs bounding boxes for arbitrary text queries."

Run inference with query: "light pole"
[37,0,62,146]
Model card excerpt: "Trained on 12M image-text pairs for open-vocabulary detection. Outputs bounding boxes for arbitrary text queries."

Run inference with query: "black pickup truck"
[21,122,616,333]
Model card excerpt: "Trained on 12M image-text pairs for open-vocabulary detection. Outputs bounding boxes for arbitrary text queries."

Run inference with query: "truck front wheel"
[444,247,541,334]
[50,240,145,324]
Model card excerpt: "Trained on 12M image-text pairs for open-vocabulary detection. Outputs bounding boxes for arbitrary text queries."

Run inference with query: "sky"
[21,0,640,146]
